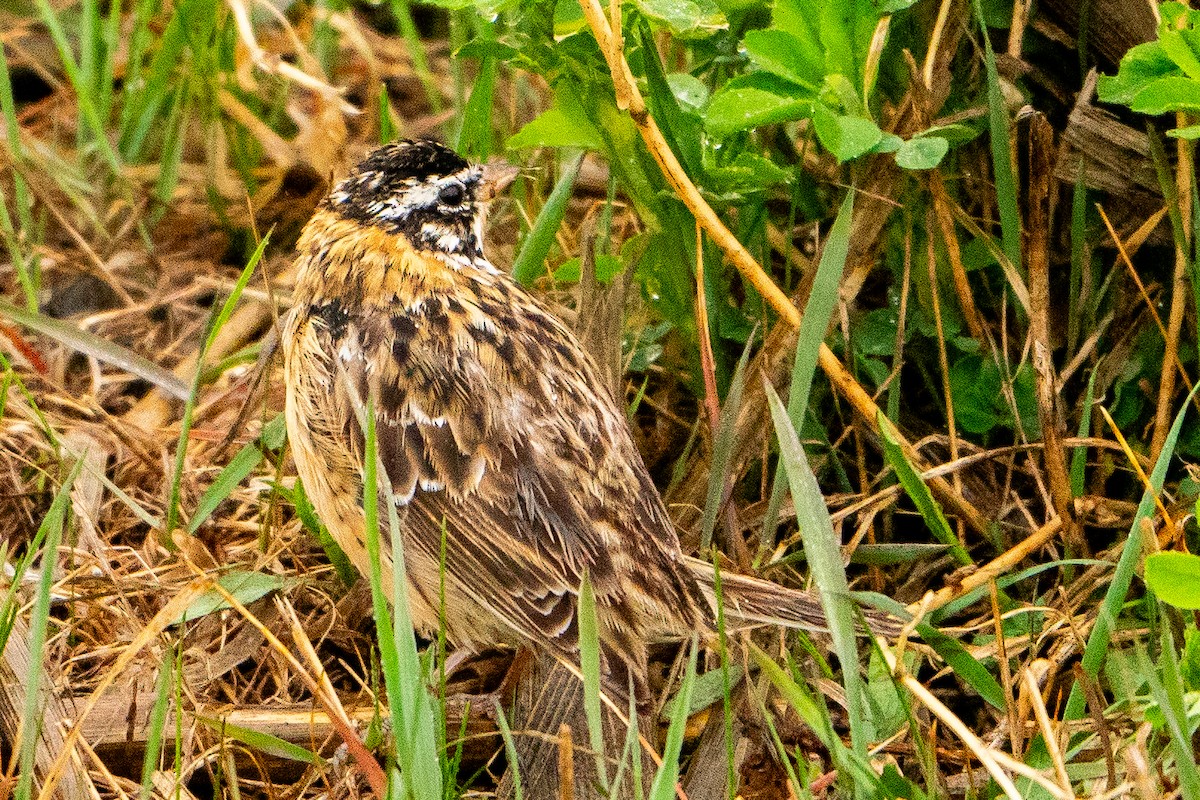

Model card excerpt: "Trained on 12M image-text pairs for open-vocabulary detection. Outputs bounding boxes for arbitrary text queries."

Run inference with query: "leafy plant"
[1098,1,1200,139]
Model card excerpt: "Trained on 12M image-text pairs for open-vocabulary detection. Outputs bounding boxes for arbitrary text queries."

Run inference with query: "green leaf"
[636,0,727,36]
[706,152,790,193]
[1168,123,1200,139]
[173,571,287,625]
[812,104,882,162]
[742,29,823,89]
[748,646,837,749]
[1097,42,1178,105]
[508,94,604,150]
[949,355,1004,434]
[920,122,983,145]
[1012,363,1041,439]
[771,0,822,58]
[854,308,900,356]
[880,764,930,800]
[870,133,904,154]
[454,39,520,61]
[667,72,709,111]
[259,413,287,451]
[817,0,874,91]
[1183,628,1200,690]
[704,86,812,137]
[661,664,744,719]
[895,136,949,169]
[865,647,906,738]
[1130,75,1200,114]
[458,53,497,160]
[188,442,264,533]
[1146,552,1200,609]
[821,72,866,116]
[1159,22,1200,81]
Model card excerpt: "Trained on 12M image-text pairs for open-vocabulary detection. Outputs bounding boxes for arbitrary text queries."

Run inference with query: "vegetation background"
[0,0,1199,797]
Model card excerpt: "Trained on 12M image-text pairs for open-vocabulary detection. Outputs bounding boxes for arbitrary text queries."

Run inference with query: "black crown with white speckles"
[325,140,485,258]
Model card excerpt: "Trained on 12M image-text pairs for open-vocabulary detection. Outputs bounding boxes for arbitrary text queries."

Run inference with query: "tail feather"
[683,557,903,637]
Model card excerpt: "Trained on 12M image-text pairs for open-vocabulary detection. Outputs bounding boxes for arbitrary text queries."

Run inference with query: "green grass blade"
[188,441,265,533]
[99,0,123,124]
[380,85,398,144]
[360,389,444,799]
[577,572,610,792]
[1143,631,1200,800]
[165,234,268,537]
[760,189,854,556]
[1065,382,1200,720]
[138,646,175,800]
[0,185,37,311]
[511,152,583,286]
[0,299,191,400]
[878,412,972,566]
[492,699,523,800]
[1070,372,1096,497]
[33,0,126,179]
[748,644,881,793]
[290,479,357,587]
[195,716,325,765]
[648,637,697,800]
[387,0,442,114]
[710,558,737,798]
[970,0,1022,274]
[0,44,38,309]
[15,456,83,800]
[1068,159,1087,353]
[765,381,870,756]
[916,625,1005,709]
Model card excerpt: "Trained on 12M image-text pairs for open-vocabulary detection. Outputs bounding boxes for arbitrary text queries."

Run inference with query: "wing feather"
[292,276,708,694]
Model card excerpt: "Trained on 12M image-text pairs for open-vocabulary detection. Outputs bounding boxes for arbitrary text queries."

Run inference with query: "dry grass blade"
[1023,666,1074,798]
[879,639,1062,800]
[908,516,1064,616]
[0,299,190,400]
[35,579,213,800]
[1025,113,1074,539]
[225,0,358,116]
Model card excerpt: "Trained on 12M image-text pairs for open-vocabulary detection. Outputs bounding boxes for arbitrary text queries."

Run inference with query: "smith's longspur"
[282,140,868,703]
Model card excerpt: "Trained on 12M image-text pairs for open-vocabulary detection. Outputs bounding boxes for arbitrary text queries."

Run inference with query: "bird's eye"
[438,183,466,206]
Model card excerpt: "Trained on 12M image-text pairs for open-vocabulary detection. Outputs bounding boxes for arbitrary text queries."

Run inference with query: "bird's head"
[323,140,517,259]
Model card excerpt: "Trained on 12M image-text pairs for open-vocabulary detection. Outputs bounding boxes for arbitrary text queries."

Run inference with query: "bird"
[281,139,878,710]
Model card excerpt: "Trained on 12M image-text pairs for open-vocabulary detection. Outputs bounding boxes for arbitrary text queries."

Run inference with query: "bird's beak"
[479,162,520,201]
